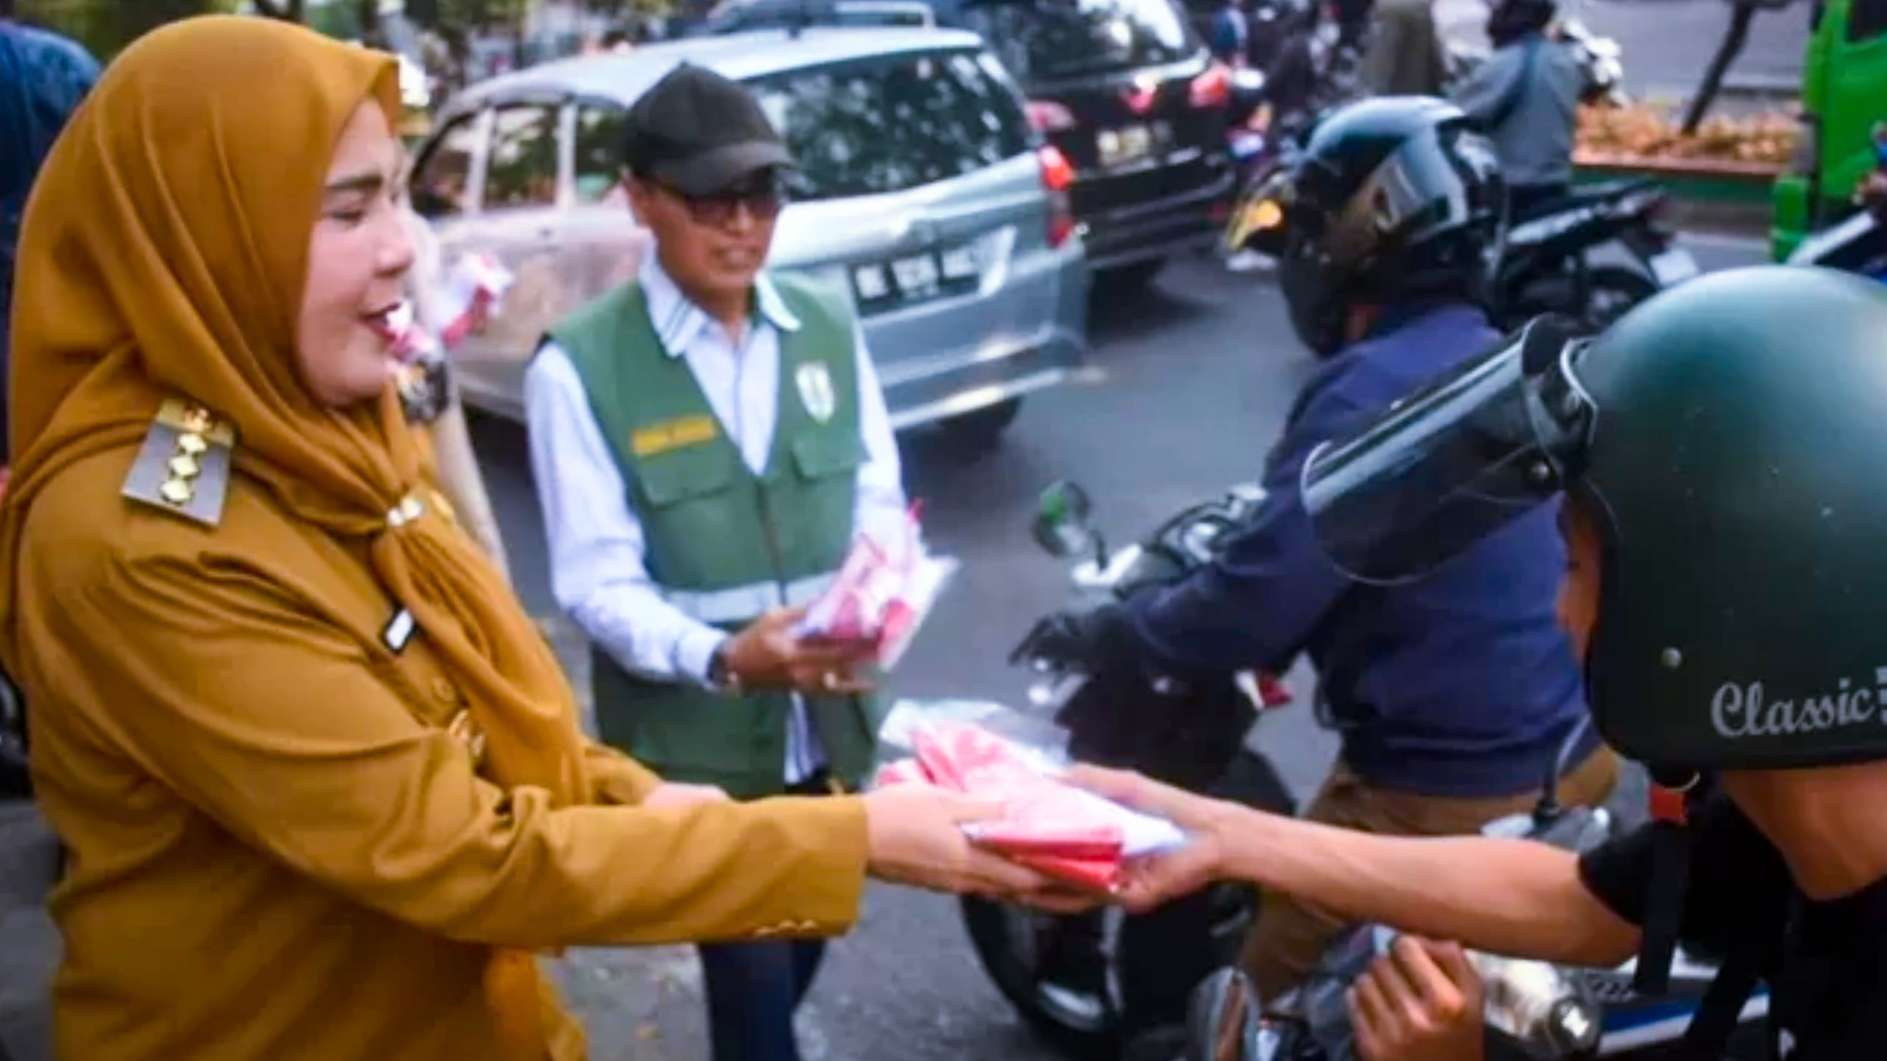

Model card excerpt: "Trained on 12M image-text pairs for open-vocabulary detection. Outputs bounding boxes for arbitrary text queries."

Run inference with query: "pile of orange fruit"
[1575,103,1797,166]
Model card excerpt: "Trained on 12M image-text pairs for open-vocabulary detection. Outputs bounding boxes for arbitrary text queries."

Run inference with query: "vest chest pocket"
[633,442,737,508]
[790,432,866,483]
[781,431,867,572]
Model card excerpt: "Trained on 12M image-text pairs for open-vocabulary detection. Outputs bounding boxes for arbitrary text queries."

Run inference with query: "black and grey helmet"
[1235,97,1506,355]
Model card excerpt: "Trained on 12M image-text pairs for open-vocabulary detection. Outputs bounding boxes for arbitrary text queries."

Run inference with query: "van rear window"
[747,48,1032,200]
[959,0,1195,81]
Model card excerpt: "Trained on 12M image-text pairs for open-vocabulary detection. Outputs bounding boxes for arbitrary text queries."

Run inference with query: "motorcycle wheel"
[1583,265,1661,331]
[960,898,1124,1058]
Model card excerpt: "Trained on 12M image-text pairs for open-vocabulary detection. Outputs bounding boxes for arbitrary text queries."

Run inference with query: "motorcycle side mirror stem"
[1533,715,1596,827]
[1032,480,1109,566]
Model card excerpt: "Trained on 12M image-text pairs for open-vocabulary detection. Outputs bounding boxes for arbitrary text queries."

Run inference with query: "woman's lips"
[363,300,414,344]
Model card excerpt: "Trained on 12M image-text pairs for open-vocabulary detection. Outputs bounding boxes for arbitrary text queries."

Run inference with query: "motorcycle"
[959,481,1297,1060]
[1179,742,1769,1061]
[1220,161,1696,328]
[1491,179,1700,331]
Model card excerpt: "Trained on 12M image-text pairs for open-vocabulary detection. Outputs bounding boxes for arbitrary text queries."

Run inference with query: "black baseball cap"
[624,63,793,197]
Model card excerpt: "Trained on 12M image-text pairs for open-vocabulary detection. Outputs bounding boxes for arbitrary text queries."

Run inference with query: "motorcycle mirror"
[1033,480,1098,559]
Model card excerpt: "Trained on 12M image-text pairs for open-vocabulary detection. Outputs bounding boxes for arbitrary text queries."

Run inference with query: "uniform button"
[431,677,459,704]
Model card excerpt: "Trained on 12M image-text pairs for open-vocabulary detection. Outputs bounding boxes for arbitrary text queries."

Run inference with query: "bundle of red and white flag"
[372,252,516,362]
[874,721,1185,890]
[797,504,956,670]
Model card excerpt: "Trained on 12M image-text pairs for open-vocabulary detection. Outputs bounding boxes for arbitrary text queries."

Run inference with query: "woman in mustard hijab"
[0,17,1073,1060]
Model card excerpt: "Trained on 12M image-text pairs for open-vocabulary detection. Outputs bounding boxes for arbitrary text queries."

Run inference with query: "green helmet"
[1301,266,1887,771]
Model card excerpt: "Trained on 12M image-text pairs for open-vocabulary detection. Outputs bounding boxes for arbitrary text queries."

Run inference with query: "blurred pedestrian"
[1,19,1075,1060]
[1358,0,1447,96]
[1331,0,1374,49]
[1212,0,1251,66]
[1,0,98,472]
[1451,0,1591,215]
[527,63,915,1061]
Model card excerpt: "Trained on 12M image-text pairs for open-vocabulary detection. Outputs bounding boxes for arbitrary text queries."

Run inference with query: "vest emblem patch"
[797,362,837,424]
[631,414,719,457]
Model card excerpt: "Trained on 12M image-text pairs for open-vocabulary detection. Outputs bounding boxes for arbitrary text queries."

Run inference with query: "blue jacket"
[0,19,97,460]
[1126,302,1593,797]
[1,19,96,250]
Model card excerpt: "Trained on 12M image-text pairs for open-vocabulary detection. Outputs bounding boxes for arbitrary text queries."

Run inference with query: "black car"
[706,0,1237,282]
[948,0,1236,281]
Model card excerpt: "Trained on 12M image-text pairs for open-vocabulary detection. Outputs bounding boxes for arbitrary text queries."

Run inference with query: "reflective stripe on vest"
[665,571,840,626]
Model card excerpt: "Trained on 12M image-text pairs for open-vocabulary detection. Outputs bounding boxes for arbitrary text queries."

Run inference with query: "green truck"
[1773,0,1887,257]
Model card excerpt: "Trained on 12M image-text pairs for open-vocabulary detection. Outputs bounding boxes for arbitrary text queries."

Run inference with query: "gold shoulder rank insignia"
[122,398,237,526]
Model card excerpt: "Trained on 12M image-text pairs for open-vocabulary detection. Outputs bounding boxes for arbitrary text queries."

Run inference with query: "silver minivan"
[411,27,1091,444]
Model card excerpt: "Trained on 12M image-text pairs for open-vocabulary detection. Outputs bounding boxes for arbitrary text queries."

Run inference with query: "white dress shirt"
[527,253,908,783]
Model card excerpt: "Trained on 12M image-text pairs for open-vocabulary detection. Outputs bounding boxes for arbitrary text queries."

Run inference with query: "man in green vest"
[526,63,914,1061]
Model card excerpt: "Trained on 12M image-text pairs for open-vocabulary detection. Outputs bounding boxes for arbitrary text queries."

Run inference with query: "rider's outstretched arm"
[1224,809,1641,966]
[1075,766,1642,968]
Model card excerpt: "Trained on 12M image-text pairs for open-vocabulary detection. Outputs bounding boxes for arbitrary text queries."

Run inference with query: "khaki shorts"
[1241,746,1619,1002]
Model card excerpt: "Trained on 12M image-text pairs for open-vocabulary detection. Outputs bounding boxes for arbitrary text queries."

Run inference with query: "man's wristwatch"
[706,644,742,694]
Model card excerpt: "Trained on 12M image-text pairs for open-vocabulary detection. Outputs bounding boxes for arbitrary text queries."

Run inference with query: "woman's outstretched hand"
[863,784,1108,913]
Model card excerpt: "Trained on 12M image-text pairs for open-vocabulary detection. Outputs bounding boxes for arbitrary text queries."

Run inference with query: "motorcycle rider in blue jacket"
[1085,97,1617,1002]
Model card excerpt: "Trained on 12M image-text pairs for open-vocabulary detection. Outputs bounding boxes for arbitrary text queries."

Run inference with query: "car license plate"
[940,245,979,281]
[1649,247,1700,287]
[1097,123,1157,169]
[852,241,985,311]
[891,253,941,293]
[853,263,891,301]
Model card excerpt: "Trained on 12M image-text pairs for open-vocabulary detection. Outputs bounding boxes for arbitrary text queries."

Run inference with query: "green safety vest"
[551,276,886,799]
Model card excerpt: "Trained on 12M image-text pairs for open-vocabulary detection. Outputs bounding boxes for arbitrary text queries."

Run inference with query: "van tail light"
[1039,144,1075,193]
[1190,63,1231,109]
[1026,99,1077,133]
[1038,145,1078,248]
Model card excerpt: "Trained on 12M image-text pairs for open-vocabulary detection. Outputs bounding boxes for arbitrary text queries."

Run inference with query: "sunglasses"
[654,175,786,227]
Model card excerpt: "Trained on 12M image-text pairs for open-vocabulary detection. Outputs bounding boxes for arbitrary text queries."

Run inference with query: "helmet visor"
[1315,122,1505,265]
[1303,316,1594,583]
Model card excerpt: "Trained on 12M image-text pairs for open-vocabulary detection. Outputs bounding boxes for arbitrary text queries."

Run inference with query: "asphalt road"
[468,233,1769,1061]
